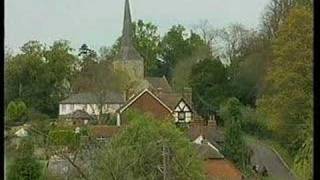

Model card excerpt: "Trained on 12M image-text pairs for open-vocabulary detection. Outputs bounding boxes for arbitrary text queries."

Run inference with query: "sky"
[5,0,270,54]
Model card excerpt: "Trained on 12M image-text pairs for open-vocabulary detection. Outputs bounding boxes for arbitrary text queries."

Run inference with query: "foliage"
[91,111,205,180]
[257,7,313,154]
[190,58,230,118]
[48,128,80,149]
[293,126,313,180]
[219,98,251,170]
[172,32,211,92]
[6,100,28,123]
[7,138,42,180]
[132,20,162,76]
[5,40,76,117]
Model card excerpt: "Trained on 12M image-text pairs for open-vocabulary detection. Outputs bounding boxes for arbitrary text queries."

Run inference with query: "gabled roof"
[60,92,125,104]
[193,135,224,159]
[145,76,172,92]
[118,89,173,114]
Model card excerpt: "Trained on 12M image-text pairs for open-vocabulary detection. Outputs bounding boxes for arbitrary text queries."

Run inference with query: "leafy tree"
[91,111,205,180]
[132,20,162,76]
[220,98,250,170]
[4,40,76,117]
[160,25,192,80]
[7,138,42,180]
[6,100,28,123]
[257,7,313,154]
[172,32,211,92]
[190,58,230,118]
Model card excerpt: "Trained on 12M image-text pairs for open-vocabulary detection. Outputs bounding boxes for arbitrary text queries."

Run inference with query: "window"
[178,112,185,121]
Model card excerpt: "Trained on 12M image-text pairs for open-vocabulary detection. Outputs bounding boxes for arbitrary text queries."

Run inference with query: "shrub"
[7,138,42,180]
[6,100,28,124]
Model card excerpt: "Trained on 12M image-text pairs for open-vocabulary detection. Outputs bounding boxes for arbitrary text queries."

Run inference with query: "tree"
[6,100,28,124]
[91,111,205,180]
[220,98,250,170]
[172,32,211,92]
[132,20,162,76]
[190,58,230,118]
[4,40,76,117]
[257,7,313,154]
[160,25,191,81]
[7,138,42,180]
[260,0,312,39]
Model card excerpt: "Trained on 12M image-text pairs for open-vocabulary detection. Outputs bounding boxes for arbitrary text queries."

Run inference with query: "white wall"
[59,103,122,116]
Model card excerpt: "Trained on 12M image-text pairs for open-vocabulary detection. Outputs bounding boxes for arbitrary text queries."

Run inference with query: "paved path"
[248,140,296,180]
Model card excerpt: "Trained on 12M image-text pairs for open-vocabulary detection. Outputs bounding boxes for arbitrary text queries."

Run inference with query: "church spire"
[117,0,143,61]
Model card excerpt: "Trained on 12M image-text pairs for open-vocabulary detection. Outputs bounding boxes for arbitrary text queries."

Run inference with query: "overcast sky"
[5,0,269,54]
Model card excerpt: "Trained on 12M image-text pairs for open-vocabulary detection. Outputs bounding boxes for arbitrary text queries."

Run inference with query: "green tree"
[91,111,205,180]
[172,32,211,92]
[220,98,250,170]
[132,20,162,76]
[160,25,192,81]
[7,138,42,180]
[190,58,230,119]
[6,100,28,124]
[4,40,76,117]
[257,7,313,154]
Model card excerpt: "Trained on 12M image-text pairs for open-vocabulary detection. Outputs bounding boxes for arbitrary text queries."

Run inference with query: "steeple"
[117,0,143,61]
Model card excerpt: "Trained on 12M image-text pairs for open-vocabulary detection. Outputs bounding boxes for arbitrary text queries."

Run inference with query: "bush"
[6,100,28,124]
[7,138,42,180]
[241,106,271,139]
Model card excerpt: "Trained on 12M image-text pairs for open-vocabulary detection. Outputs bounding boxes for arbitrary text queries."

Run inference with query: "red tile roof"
[205,159,243,180]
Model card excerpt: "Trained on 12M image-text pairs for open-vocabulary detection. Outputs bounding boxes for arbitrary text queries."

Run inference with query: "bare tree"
[260,0,295,39]
[193,20,220,55]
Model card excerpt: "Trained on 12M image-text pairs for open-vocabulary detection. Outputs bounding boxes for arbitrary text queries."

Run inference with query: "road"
[248,139,296,180]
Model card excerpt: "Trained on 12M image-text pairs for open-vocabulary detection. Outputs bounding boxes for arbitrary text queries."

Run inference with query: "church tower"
[113,0,144,80]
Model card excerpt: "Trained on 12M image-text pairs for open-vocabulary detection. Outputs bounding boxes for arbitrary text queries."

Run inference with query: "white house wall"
[59,103,122,116]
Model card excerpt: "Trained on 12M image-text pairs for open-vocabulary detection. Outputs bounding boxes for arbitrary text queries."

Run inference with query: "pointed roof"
[117,0,143,61]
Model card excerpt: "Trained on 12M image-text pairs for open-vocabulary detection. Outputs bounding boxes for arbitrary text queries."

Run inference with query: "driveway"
[248,139,296,180]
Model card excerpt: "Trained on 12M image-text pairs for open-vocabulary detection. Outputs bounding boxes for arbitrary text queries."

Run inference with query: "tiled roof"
[187,123,225,147]
[60,92,125,104]
[145,76,172,92]
[205,159,243,180]
[156,93,181,110]
[194,142,224,160]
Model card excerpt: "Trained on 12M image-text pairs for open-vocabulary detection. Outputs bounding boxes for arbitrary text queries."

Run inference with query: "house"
[193,135,243,180]
[116,88,196,126]
[59,92,125,117]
